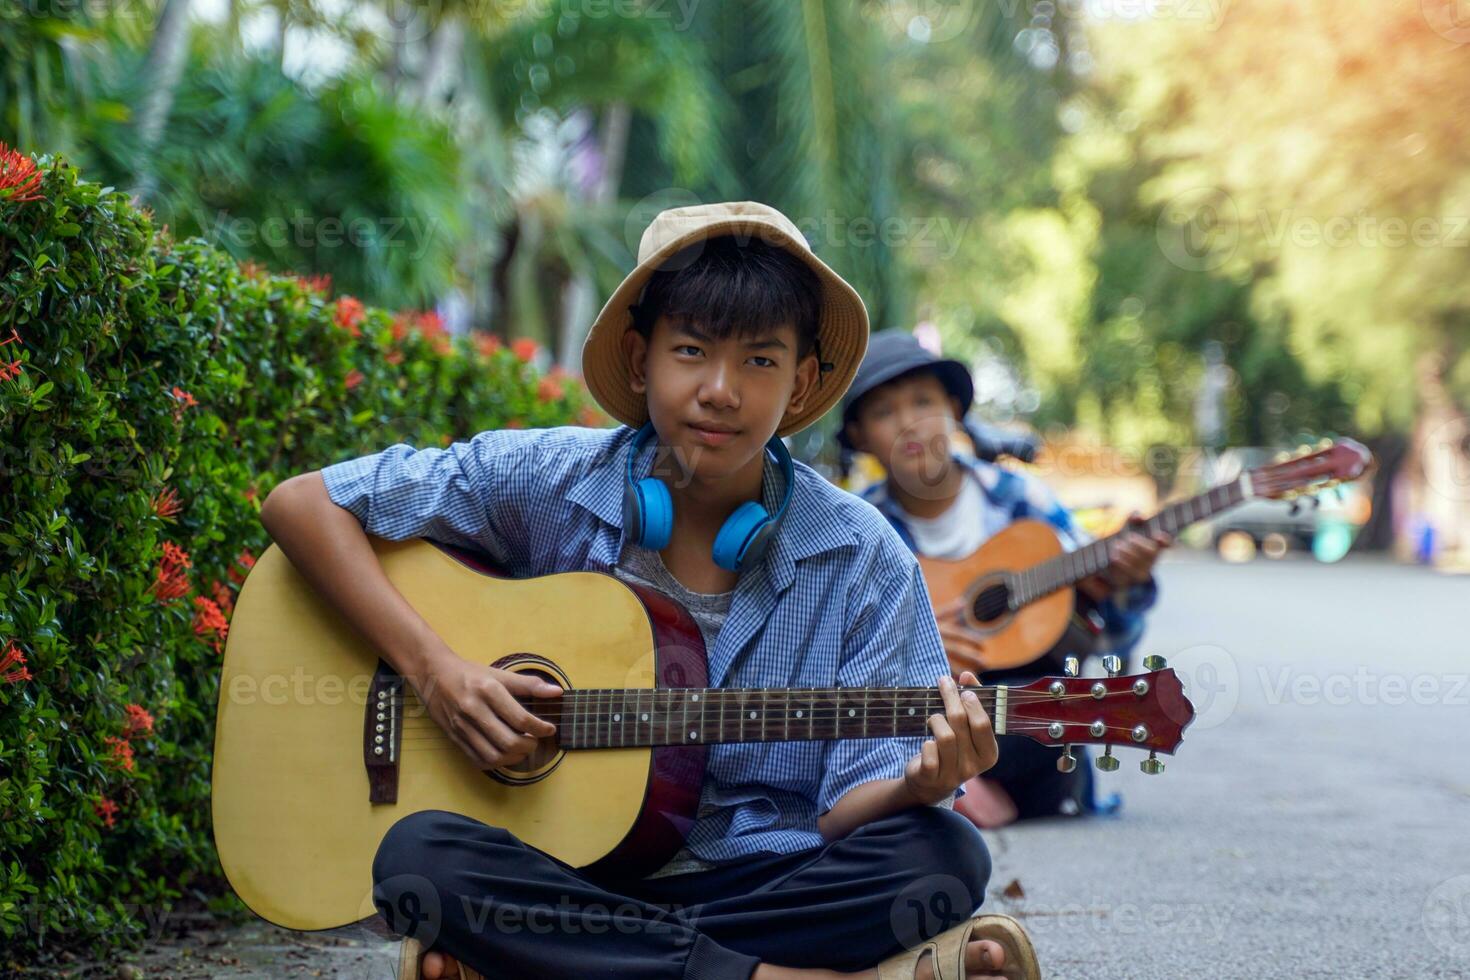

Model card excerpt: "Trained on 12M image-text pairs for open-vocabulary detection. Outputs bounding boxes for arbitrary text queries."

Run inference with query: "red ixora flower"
[150,486,182,520]
[0,328,24,383]
[0,142,43,205]
[210,579,236,616]
[227,549,256,585]
[474,332,502,357]
[334,296,366,338]
[392,310,450,354]
[124,703,155,738]
[192,596,230,653]
[103,736,135,772]
[151,541,192,602]
[576,405,605,428]
[537,376,564,403]
[1,641,32,684]
[384,349,404,366]
[344,369,364,391]
[512,338,539,363]
[297,273,332,295]
[94,797,119,829]
[169,386,198,422]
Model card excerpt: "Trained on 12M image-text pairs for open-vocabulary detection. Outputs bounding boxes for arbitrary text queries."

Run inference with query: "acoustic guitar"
[212,537,1196,931]
[920,439,1374,673]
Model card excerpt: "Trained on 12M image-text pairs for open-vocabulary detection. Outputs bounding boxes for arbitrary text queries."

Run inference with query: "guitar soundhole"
[487,657,568,786]
[499,737,562,777]
[971,583,1012,624]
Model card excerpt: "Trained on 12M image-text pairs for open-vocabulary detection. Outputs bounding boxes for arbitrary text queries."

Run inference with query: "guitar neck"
[1009,476,1248,607]
[507,686,1003,749]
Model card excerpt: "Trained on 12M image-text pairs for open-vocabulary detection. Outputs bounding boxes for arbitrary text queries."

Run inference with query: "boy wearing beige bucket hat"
[265,201,1034,980]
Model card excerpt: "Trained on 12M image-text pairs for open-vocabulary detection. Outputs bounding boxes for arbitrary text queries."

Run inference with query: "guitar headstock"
[1247,438,1374,501]
[1000,655,1195,773]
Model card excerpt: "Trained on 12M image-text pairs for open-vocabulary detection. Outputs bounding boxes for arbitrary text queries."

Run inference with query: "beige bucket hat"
[581,201,870,438]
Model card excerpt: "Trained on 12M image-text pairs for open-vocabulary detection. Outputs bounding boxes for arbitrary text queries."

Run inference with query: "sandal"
[397,936,485,980]
[876,913,1041,980]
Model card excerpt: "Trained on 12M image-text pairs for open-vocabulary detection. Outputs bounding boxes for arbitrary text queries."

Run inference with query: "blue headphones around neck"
[622,422,795,573]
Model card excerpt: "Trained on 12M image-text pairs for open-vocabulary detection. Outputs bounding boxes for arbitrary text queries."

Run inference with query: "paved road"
[83,554,1470,979]
[983,554,1470,979]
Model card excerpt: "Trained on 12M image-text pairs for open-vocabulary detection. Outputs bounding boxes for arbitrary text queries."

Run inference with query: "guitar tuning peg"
[1288,501,1301,516]
[1297,443,1311,456]
[1057,745,1077,773]
[1140,751,1165,775]
[1095,745,1120,772]
[1318,438,1333,450]
[1309,496,1321,510]
[1063,656,1080,678]
[1102,654,1122,677]
[1143,654,1167,672]
[1274,450,1291,463]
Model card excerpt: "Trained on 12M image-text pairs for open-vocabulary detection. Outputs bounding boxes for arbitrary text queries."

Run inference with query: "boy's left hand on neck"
[1078,514,1172,601]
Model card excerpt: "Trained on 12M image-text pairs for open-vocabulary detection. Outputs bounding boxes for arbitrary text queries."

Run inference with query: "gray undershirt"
[610,457,781,879]
[610,456,951,879]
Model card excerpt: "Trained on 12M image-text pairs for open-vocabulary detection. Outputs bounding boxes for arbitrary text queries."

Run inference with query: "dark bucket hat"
[837,329,974,450]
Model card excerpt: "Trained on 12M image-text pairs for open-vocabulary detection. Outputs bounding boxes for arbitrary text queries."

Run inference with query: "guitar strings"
[388,688,1136,729]
[388,690,1152,745]
[386,687,1121,708]
[387,691,1117,716]
[390,698,1113,733]
[392,718,1153,751]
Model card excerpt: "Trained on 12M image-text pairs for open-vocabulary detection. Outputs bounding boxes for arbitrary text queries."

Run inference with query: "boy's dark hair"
[629,236,824,365]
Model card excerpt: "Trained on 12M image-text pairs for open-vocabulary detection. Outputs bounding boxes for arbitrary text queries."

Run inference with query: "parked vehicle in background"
[1204,447,1372,562]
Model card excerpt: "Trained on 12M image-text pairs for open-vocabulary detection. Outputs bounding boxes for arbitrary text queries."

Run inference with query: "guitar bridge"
[364,660,403,804]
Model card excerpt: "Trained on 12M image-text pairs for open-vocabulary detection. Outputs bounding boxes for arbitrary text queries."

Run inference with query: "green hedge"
[0,147,605,962]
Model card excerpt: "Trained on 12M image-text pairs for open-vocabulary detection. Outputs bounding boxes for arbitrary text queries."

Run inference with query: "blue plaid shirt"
[860,451,1157,663]
[319,423,952,863]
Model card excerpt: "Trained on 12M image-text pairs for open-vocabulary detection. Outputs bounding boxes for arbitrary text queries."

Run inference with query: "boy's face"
[843,371,962,489]
[622,315,820,482]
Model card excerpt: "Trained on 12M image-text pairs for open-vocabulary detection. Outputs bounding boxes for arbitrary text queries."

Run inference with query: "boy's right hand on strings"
[417,647,561,770]
[934,595,988,672]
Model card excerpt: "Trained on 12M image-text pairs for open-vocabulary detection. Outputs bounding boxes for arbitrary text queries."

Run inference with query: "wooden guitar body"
[918,519,1075,673]
[213,538,1201,935]
[211,538,705,932]
[916,439,1375,673]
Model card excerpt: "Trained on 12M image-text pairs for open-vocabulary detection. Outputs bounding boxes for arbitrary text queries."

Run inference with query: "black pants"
[372,805,992,980]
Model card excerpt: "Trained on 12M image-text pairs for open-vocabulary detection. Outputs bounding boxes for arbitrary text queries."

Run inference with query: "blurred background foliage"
[4,0,1467,456]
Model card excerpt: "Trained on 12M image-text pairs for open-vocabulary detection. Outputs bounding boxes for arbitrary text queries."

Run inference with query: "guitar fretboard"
[1008,477,1247,608]
[511,686,1000,749]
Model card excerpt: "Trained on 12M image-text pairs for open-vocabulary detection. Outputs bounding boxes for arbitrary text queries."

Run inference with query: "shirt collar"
[566,425,855,592]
